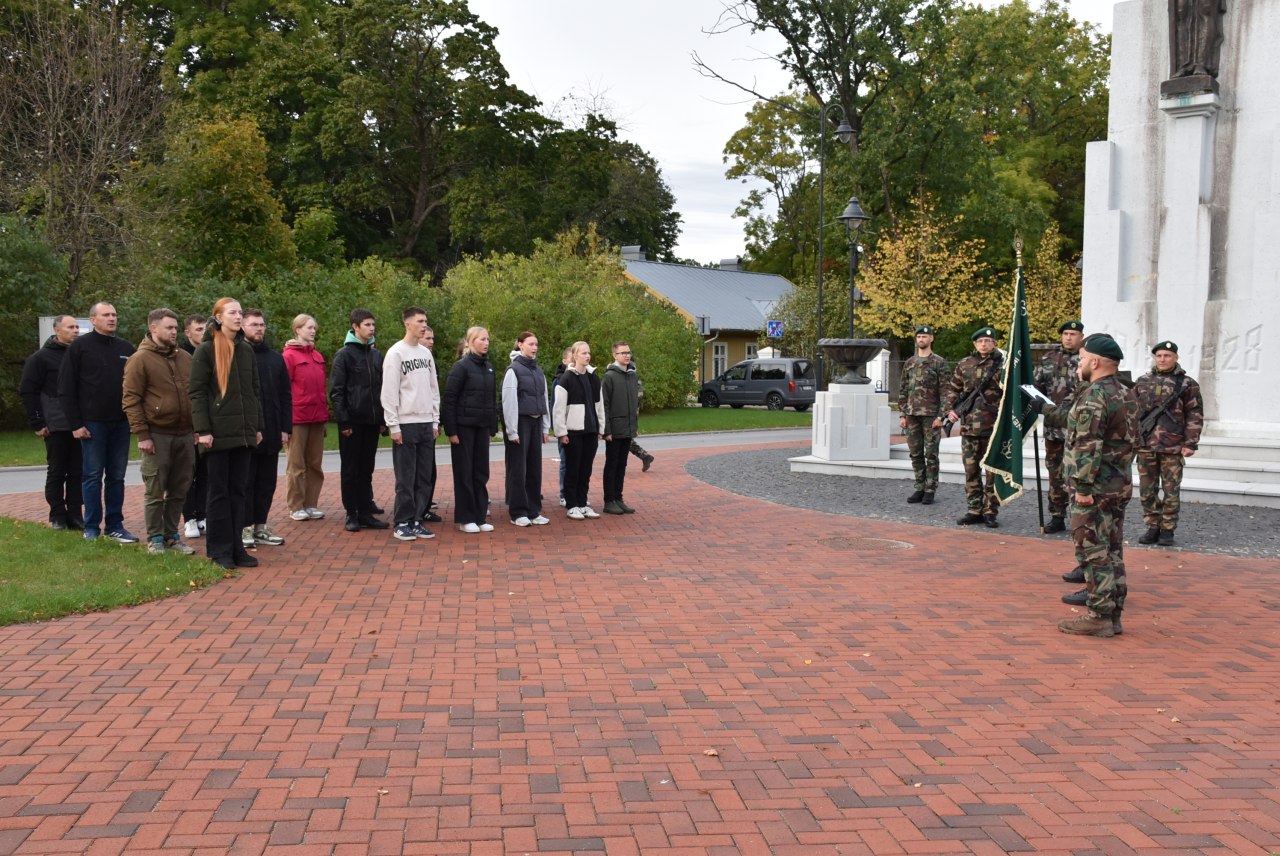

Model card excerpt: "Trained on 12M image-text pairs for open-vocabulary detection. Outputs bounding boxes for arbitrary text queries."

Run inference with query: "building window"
[713,342,727,377]
[745,342,758,360]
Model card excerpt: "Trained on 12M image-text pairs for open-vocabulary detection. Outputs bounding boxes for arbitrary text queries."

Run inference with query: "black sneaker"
[1061,587,1088,606]
[358,515,390,530]
[1061,565,1086,583]
[344,515,361,532]
[412,522,436,540]
[907,490,925,504]
[423,511,443,523]
[642,454,654,472]
[393,523,417,541]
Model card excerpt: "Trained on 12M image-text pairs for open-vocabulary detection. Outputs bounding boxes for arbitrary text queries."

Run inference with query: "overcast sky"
[468,0,1119,264]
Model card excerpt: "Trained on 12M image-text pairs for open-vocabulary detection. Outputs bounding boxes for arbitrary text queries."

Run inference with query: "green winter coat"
[189,333,262,452]
[601,362,640,439]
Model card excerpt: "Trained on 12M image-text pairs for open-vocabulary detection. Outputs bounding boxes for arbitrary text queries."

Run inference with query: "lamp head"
[834,120,854,144]
[837,197,869,234]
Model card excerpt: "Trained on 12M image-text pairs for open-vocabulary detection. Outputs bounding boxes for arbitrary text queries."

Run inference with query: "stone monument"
[1084,0,1279,444]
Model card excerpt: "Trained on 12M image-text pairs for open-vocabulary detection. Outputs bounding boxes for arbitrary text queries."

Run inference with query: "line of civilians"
[21,300,650,570]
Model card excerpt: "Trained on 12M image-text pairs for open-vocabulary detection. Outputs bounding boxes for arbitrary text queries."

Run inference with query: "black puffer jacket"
[441,352,498,436]
[189,332,262,452]
[20,337,72,432]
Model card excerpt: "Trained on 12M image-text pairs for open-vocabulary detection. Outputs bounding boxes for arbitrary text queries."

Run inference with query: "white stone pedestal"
[809,384,891,461]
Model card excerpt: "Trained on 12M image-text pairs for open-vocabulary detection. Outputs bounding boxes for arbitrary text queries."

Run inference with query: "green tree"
[1023,222,1082,343]
[0,215,68,427]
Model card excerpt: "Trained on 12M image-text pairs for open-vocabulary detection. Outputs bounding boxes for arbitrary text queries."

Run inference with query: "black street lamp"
[836,196,869,337]
[814,104,854,389]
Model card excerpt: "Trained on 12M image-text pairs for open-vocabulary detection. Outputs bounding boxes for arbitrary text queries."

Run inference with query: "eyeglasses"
[617,351,632,356]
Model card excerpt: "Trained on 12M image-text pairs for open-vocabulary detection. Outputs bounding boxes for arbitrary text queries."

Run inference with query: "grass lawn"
[0,407,812,466]
[0,518,231,626]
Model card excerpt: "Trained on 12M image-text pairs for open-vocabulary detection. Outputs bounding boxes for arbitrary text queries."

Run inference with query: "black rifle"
[1139,375,1185,441]
[942,352,1004,437]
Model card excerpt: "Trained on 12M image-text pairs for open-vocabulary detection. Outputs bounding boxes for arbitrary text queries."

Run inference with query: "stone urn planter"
[819,338,887,385]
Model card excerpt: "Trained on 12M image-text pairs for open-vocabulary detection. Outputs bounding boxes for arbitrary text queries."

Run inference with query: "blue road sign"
[767,320,783,338]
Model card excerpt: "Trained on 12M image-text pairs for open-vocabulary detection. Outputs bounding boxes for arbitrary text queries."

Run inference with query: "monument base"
[809,383,891,461]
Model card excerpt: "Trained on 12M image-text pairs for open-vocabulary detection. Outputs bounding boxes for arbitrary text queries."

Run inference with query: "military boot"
[1043,516,1066,534]
[1061,587,1088,606]
[1158,530,1175,546]
[1061,565,1086,583]
[957,512,984,525]
[1057,613,1115,638]
[1137,527,1160,545]
[907,490,925,503]
[1111,610,1123,636]
[983,513,999,529]
[921,491,935,505]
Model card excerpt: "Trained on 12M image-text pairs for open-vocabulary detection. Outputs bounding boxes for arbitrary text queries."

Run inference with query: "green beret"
[971,326,997,342]
[1152,340,1178,354]
[1082,333,1124,362]
[914,324,935,335]
[1059,320,1084,333]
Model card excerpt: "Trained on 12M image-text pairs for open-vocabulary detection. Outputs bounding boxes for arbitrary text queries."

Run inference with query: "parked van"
[699,358,816,411]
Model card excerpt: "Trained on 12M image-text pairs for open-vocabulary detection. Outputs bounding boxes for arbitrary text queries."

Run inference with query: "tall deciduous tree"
[1023,221,1083,342]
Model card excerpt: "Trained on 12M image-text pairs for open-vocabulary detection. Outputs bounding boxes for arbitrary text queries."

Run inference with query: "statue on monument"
[1168,0,1226,83]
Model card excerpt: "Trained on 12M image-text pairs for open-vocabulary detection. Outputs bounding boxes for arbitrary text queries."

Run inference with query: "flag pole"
[1012,237,1047,531]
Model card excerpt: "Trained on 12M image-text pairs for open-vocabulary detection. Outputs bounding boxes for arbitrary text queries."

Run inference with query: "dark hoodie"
[20,336,72,432]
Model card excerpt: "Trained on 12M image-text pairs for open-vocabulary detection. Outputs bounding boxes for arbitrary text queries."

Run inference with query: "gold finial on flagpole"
[1014,235,1024,269]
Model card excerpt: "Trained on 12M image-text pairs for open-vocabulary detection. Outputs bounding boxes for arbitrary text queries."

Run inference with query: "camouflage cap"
[1082,333,1124,362]
[1059,320,1084,333]
[914,324,935,335]
[971,326,997,342]
[1151,340,1178,354]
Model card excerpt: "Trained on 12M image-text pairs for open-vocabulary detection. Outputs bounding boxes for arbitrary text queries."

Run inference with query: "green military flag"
[981,262,1039,503]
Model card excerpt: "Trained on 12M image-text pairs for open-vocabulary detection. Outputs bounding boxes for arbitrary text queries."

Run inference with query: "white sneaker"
[530,515,550,525]
[290,509,310,521]
[241,526,256,547]
[459,522,481,533]
[581,506,601,519]
[197,519,207,534]
[479,522,495,532]
[306,507,325,519]
[559,497,566,507]
[184,519,201,539]
[567,507,585,520]
[512,516,532,527]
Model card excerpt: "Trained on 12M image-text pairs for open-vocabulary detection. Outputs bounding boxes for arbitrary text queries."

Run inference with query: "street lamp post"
[836,196,870,337]
[814,104,854,389]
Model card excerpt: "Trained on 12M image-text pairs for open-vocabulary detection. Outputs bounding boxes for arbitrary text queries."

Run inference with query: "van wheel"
[794,404,810,412]
[766,393,785,411]
[700,391,719,408]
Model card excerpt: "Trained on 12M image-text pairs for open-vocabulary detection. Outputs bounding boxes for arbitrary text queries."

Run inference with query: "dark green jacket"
[189,333,263,452]
[601,362,640,439]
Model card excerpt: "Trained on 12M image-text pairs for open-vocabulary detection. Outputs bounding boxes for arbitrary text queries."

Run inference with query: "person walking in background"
[945,326,1005,529]
[601,340,641,515]
[897,324,948,506]
[58,302,137,543]
[625,357,655,472]
[381,306,441,542]
[1134,341,1204,547]
[181,315,208,539]
[330,309,389,533]
[20,314,83,530]
[122,308,196,555]
[553,341,604,521]
[189,298,262,570]
[442,326,499,533]
[282,313,328,522]
[501,331,551,527]
[1034,320,1085,534]
[241,309,291,549]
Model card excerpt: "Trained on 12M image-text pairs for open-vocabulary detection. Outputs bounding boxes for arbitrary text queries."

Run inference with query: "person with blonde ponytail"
[188,298,263,570]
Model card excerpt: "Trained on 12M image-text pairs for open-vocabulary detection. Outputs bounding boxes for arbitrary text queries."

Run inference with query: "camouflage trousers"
[903,415,941,492]
[961,434,999,516]
[1044,436,1069,517]
[1071,492,1130,616]
[1137,451,1184,532]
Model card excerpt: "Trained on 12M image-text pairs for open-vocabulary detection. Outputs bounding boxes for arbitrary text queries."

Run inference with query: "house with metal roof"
[620,248,796,383]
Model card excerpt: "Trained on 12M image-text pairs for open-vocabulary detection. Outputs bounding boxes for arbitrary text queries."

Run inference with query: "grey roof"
[623,260,795,333]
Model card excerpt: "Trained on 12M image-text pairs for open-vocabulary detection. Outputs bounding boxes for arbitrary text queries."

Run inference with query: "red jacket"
[283,342,329,424]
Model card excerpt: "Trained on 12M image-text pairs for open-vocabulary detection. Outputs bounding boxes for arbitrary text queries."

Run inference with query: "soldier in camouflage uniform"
[1033,320,1084,534]
[944,326,1004,528]
[1133,341,1203,547]
[897,324,948,504]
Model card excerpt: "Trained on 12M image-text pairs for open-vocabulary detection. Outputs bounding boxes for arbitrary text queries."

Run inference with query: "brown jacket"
[122,335,194,441]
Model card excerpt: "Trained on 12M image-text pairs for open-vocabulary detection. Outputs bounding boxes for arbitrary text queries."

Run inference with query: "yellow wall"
[695,334,762,384]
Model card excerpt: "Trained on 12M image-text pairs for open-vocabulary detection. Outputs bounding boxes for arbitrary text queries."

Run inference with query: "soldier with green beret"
[897,324,948,504]
[944,325,1004,528]
[1033,320,1085,534]
[1133,340,1203,547]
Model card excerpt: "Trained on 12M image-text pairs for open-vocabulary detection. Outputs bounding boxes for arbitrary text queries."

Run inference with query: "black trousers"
[204,447,252,563]
[339,424,380,516]
[504,415,544,520]
[247,450,280,525]
[603,437,631,503]
[43,430,82,524]
[563,433,599,510]
[450,425,491,525]
[183,451,207,521]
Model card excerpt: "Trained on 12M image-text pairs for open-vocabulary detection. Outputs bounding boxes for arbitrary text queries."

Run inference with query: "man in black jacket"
[241,309,292,548]
[20,314,83,529]
[181,314,208,539]
[58,302,138,543]
[330,308,389,532]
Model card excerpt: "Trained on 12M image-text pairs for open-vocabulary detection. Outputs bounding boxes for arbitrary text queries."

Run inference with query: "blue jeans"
[81,419,130,532]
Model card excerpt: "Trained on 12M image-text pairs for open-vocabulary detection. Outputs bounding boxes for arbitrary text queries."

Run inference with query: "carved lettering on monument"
[1162,0,1227,96]
[1219,326,1264,373]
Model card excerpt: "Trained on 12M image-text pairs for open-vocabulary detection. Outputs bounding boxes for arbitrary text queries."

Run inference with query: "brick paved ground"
[1,443,1278,855]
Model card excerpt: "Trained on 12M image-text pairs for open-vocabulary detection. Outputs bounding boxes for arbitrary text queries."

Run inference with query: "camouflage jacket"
[1033,348,1080,441]
[944,350,1004,438]
[897,352,949,417]
[1065,374,1139,498]
[1133,364,1204,452]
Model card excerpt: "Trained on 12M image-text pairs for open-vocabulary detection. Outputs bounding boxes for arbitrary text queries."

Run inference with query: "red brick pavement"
[1,443,1278,855]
